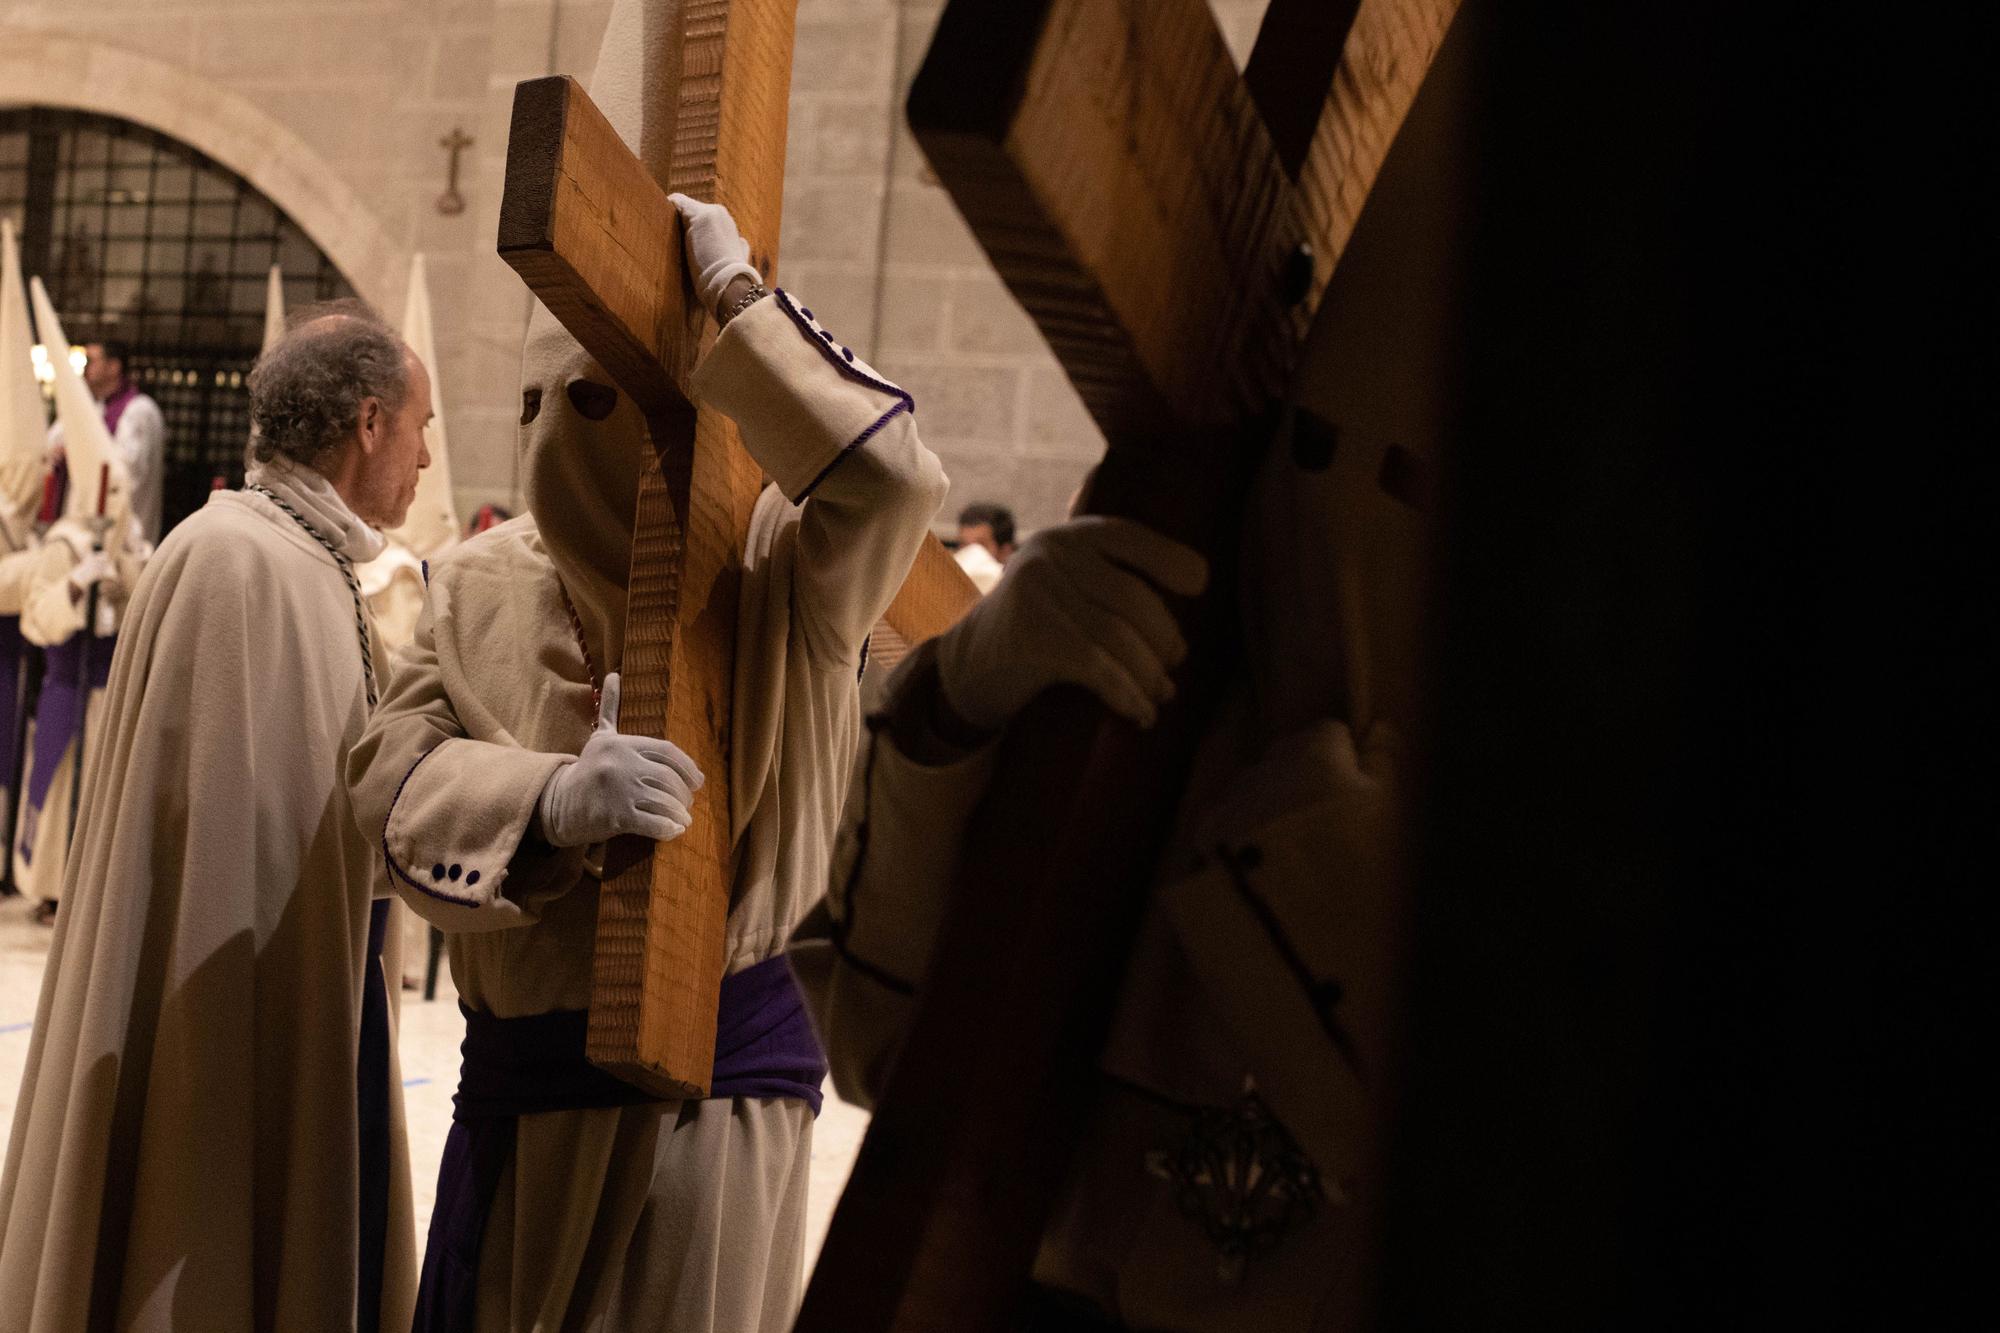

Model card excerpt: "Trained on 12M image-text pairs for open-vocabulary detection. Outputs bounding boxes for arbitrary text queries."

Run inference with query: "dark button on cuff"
[448,864,462,882]
[465,871,480,886]
[800,307,813,320]
[431,864,446,881]
[842,347,855,362]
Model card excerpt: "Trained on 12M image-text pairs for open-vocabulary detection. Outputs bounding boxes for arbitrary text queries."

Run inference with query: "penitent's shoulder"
[423,513,546,592]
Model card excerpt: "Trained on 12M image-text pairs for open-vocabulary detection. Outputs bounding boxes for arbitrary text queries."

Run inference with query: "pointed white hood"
[0,219,48,530]
[384,253,459,559]
[262,263,286,355]
[29,277,130,551]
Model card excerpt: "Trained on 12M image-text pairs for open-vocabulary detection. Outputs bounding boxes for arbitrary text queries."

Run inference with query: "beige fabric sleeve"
[346,591,581,934]
[692,289,948,667]
[0,544,41,615]
[788,644,997,1107]
[17,540,81,646]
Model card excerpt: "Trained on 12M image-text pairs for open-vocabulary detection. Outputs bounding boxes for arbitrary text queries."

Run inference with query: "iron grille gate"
[0,107,355,535]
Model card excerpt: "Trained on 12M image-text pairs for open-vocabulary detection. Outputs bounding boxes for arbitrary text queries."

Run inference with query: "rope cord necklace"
[556,579,602,722]
[246,484,378,709]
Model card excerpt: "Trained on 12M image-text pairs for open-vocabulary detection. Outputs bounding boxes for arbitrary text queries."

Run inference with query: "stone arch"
[0,29,402,315]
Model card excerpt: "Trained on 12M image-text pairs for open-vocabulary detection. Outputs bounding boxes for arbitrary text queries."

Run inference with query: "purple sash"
[0,616,27,787]
[357,900,392,1333]
[411,954,827,1331]
[102,383,139,436]
[17,630,111,865]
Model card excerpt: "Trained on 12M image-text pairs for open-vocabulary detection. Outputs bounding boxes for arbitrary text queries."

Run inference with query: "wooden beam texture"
[909,0,1310,438]
[499,75,695,418]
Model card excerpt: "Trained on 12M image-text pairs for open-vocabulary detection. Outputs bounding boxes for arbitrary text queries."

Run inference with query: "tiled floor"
[0,894,870,1272]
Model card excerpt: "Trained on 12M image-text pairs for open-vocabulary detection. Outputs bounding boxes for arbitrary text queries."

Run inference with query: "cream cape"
[0,458,416,1332]
[347,291,945,1331]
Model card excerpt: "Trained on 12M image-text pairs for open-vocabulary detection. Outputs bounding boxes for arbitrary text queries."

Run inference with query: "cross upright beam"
[498,0,975,1100]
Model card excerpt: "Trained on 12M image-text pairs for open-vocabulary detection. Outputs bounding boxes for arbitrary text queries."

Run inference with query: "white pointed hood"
[262,263,286,354]
[29,277,130,549]
[0,218,48,529]
[385,253,459,559]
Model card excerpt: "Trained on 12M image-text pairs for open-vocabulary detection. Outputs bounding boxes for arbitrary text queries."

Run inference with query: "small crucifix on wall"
[436,127,474,216]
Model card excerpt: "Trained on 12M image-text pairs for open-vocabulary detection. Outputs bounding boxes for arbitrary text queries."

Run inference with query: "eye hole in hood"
[567,380,619,421]
[520,388,542,425]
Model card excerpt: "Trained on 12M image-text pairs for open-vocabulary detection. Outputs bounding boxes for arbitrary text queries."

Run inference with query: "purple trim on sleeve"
[773,289,913,411]
[382,746,483,907]
[792,398,912,504]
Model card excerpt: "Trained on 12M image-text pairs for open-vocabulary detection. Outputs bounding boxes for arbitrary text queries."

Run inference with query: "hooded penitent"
[29,278,132,556]
[517,304,652,672]
[11,278,146,890]
[515,0,678,675]
[345,2,948,1327]
[0,220,46,537]
[0,218,45,857]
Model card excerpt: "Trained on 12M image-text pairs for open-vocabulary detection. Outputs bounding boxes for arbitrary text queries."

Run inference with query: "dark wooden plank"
[908,0,1311,438]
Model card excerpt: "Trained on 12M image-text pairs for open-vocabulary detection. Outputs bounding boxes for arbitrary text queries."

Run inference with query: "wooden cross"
[797,0,1455,1326]
[495,2,979,1100]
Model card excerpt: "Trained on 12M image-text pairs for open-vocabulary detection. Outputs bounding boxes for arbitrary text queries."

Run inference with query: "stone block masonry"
[0,0,1270,534]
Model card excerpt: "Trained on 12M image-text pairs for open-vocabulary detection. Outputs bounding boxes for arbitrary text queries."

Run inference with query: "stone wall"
[0,0,1267,532]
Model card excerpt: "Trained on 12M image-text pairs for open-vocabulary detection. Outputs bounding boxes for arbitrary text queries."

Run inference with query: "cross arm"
[499,75,697,419]
[907,0,1317,439]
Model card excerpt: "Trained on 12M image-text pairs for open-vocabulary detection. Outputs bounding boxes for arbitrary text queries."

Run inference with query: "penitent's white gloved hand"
[536,671,705,848]
[66,551,115,597]
[935,516,1209,733]
[668,192,762,316]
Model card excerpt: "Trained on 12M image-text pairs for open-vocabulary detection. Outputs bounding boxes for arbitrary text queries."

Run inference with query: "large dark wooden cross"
[495,0,979,1100]
[796,0,1454,1327]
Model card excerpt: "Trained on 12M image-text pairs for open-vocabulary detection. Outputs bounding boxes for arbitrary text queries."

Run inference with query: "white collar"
[245,455,387,564]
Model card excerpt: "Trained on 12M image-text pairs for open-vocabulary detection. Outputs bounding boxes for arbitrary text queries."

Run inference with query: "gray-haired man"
[0,306,430,1333]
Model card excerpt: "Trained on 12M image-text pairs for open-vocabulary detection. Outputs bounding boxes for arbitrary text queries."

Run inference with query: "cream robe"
[0,460,416,1332]
[8,517,147,903]
[346,292,945,1332]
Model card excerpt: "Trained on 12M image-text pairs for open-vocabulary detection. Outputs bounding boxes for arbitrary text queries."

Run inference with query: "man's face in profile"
[82,344,122,400]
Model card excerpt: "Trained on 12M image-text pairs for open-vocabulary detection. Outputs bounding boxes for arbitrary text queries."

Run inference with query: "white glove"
[536,671,705,848]
[67,551,115,597]
[935,516,1209,732]
[668,193,762,315]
